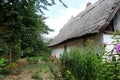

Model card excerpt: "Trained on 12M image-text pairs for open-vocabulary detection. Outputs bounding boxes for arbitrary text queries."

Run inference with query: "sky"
[45,0,98,38]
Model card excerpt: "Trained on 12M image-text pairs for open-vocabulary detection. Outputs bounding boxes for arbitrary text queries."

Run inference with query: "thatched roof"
[49,0,120,47]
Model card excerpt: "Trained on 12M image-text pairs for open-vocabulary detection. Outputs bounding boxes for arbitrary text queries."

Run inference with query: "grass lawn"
[3,56,59,80]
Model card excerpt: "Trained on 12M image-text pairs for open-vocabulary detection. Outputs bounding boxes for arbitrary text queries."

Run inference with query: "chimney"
[86,2,92,8]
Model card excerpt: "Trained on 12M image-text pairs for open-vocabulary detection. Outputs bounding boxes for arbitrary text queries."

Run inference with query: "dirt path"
[3,70,35,80]
[1,58,59,80]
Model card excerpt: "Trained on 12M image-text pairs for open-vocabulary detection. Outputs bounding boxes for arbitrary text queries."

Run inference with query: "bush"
[50,32,120,80]
[50,46,120,80]
[26,57,40,64]
[97,31,120,80]
[49,64,61,80]
[60,47,102,80]
[97,55,120,80]
[3,62,18,73]
[26,56,50,64]
[32,72,42,80]
[0,58,7,78]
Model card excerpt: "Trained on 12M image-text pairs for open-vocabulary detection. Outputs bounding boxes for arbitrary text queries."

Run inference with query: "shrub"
[49,64,61,80]
[97,31,120,80]
[26,56,50,64]
[50,31,120,80]
[97,61,120,80]
[26,57,40,64]
[3,62,18,73]
[0,58,7,78]
[60,47,102,80]
[32,72,42,80]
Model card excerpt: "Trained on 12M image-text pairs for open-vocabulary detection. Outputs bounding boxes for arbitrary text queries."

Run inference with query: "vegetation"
[32,72,43,80]
[50,31,120,80]
[2,31,120,79]
[59,42,103,80]
[0,0,66,78]
[0,0,67,61]
[0,0,51,60]
[0,58,6,78]
[1,0,120,80]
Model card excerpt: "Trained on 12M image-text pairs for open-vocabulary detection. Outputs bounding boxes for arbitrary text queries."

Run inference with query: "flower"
[51,53,56,58]
[115,43,120,54]
[104,42,108,47]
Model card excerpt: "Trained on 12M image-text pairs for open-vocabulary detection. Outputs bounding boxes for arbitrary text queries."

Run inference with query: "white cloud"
[45,7,81,38]
[45,0,98,38]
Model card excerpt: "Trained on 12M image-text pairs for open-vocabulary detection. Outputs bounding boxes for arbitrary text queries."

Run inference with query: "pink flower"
[51,53,56,58]
[115,43,120,54]
[104,42,108,47]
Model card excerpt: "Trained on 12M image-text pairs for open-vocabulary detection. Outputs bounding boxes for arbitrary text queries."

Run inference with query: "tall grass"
[60,46,103,80]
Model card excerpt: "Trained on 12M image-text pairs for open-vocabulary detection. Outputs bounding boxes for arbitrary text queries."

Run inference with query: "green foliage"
[3,62,18,73]
[26,57,40,64]
[98,31,120,80]
[0,58,7,78]
[60,46,102,80]
[0,0,60,60]
[97,60,120,80]
[26,56,50,64]
[112,30,120,44]
[49,64,61,80]
[32,72,42,80]
[58,31,120,80]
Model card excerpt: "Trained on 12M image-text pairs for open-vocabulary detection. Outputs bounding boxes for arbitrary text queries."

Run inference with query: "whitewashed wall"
[51,39,83,58]
[103,34,114,52]
[51,44,64,58]
[66,39,83,52]
[87,33,103,48]
[103,34,114,61]
[51,33,105,58]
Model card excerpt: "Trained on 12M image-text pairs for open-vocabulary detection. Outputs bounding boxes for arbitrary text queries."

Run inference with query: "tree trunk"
[9,48,12,61]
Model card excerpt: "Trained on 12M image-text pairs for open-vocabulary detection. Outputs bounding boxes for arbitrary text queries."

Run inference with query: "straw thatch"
[49,0,120,47]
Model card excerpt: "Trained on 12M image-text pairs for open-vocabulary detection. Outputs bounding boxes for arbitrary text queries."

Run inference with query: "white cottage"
[49,0,120,58]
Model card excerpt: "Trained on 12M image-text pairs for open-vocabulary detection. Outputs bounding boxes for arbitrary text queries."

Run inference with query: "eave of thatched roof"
[49,0,120,47]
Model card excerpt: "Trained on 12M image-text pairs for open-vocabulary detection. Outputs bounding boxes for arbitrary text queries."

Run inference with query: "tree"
[0,0,66,61]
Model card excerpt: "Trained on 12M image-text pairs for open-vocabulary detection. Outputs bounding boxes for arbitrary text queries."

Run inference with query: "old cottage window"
[114,11,120,31]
